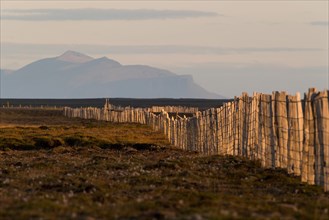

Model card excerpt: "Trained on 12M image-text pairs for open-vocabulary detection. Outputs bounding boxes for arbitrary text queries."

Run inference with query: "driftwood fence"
[104,100,199,114]
[64,88,329,192]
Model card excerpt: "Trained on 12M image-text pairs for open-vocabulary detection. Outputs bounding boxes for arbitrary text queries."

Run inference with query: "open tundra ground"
[0,98,232,110]
[0,109,328,219]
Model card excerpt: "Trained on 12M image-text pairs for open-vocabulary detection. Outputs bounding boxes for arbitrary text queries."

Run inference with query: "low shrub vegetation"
[0,108,328,219]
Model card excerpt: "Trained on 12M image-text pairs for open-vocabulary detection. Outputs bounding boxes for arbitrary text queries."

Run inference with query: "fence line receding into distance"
[64,88,329,192]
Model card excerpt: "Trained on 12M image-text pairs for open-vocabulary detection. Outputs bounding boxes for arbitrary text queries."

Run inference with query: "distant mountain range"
[1,51,223,98]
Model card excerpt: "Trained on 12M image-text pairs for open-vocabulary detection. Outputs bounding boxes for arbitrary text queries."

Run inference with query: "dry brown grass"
[0,108,169,151]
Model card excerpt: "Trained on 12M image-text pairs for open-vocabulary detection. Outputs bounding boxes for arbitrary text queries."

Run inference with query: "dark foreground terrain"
[0,108,328,219]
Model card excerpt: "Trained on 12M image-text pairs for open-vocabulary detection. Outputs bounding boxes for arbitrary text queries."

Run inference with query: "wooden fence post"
[303,88,316,184]
[264,94,273,168]
[295,92,304,176]
[253,93,260,162]
[275,92,288,169]
[287,94,299,174]
[228,103,234,155]
[238,96,244,156]
[313,90,329,190]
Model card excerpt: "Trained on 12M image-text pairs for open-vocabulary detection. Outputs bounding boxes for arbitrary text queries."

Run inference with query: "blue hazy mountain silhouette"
[1,51,223,98]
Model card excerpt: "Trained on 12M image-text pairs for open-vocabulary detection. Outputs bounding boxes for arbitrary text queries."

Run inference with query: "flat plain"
[0,108,328,219]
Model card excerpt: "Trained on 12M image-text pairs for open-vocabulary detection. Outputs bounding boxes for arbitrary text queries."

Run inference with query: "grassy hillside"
[0,108,328,219]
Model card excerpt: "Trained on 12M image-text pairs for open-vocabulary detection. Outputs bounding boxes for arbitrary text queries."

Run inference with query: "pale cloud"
[1,8,219,21]
[310,21,329,26]
[1,42,323,56]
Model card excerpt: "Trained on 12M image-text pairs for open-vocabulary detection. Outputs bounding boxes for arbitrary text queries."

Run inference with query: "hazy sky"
[1,0,328,97]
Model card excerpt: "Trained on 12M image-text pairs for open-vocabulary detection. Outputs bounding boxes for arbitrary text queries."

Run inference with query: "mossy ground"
[0,108,328,219]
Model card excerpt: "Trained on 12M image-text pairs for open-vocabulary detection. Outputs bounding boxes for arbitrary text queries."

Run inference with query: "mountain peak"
[57,50,94,63]
[90,56,122,67]
[99,56,110,61]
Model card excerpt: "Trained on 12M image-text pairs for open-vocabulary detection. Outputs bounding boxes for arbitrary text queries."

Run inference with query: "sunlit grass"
[0,108,170,150]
